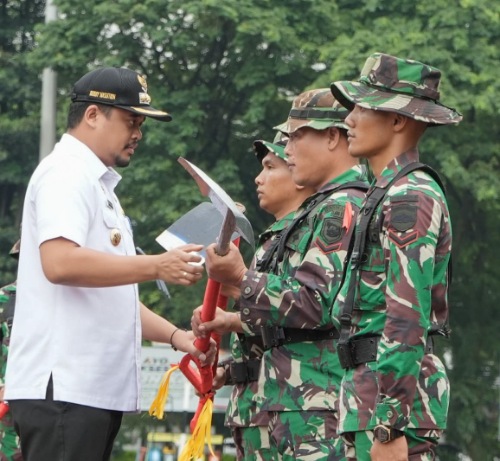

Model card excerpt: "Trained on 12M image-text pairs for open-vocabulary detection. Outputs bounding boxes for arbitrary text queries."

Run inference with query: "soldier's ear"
[327,127,340,151]
[392,113,408,132]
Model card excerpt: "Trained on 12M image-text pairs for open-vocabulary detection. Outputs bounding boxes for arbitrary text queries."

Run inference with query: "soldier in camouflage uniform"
[203,89,368,460]
[0,240,22,461]
[193,133,315,460]
[330,53,463,460]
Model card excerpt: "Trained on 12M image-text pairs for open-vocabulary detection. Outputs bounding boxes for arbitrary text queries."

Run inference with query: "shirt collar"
[62,133,122,190]
[315,164,368,195]
[372,148,420,189]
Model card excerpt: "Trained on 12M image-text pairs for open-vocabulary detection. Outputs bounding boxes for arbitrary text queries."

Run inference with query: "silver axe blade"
[177,157,254,255]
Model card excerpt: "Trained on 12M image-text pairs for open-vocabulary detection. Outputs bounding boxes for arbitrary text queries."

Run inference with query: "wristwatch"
[373,425,404,444]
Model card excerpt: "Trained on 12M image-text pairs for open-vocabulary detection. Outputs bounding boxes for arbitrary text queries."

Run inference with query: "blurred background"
[0,0,498,459]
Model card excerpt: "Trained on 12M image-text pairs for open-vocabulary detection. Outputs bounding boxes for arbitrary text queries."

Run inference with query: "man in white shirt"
[5,67,212,461]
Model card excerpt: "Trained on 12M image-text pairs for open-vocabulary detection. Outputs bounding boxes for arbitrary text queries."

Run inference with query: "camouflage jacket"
[332,149,451,433]
[0,283,16,386]
[239,165,367,412]
[225,213,295,427]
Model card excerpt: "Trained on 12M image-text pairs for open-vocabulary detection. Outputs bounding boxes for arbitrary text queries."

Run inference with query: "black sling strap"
[337,163,450,369]
[237,180,369,356]
[256,180,369,274]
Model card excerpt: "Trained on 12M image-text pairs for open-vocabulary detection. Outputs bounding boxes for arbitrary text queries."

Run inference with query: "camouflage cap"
[253,132,288,163]
[273,88,349,134]
[330,52,462,126]
[9,238,20,259]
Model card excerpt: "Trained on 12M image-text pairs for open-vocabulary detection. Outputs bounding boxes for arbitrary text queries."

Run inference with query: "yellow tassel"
[148,364,180,420]
[178,398,215,461]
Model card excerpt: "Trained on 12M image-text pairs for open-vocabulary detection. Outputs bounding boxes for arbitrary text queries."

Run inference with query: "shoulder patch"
[315,205,344,253]
[389,202,417,232]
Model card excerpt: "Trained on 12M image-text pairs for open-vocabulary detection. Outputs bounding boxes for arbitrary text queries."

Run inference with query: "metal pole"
[38,0,58,162]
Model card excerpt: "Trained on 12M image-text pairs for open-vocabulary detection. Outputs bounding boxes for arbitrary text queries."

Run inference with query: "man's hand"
[205,242,247,286]
[156,244,205,286]
[172,329,217,367]
[370,435,408,461]
[191,306,242,337]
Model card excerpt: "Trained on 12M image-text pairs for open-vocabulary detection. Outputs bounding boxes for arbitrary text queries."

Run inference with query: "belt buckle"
[337,340,355,369]
[261,326,285,349]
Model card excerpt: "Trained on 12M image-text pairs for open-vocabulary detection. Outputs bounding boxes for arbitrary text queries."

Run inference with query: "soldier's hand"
[205,242,247,286]
[212,366,227,391]
[370,435,408,461]
[220,283,241,300]
[191,306,241,337]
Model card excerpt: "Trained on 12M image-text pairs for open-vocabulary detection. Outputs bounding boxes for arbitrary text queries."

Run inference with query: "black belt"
[338,335,435,370]
[261,326,340,350]
[224,358,261,385]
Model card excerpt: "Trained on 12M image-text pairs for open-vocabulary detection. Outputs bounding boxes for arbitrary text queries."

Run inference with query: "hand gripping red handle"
[178,236,241,431]
[178,278,221,395]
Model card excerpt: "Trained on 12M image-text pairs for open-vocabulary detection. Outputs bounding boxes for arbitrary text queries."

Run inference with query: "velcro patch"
[389,203,417,232]
[316,216,343,253]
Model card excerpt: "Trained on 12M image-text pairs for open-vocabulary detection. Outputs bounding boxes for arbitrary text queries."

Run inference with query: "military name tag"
[110,228,122,246]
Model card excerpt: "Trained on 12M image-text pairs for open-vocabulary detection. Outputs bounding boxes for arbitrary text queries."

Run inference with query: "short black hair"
[66,102,113,130]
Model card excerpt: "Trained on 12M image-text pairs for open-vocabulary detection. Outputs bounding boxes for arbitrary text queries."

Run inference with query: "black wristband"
[170,328,184,351]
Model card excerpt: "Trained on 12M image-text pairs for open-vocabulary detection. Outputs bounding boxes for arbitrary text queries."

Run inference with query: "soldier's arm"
[374,185,446,430]
[239,195,361,332]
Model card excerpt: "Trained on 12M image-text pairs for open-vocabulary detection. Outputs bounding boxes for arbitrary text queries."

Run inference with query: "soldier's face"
[344,105,394,159]
[285,127,332,190]
[255,153,298,218]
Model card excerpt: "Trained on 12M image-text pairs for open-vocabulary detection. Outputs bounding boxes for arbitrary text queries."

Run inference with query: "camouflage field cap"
[9,238,20,259]
[330,53,462,126]
[273,88,349,134]
[253,132,288,163]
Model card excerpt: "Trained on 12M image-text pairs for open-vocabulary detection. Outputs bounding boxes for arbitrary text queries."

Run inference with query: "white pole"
[38,0,58,162]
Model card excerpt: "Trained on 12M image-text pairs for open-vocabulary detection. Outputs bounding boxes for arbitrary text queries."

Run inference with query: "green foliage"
[1,0,499,458]
[314,1,500,458]
[0,0,44,284]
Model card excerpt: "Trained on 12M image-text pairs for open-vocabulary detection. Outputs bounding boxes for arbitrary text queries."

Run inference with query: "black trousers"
[9,378,123,461]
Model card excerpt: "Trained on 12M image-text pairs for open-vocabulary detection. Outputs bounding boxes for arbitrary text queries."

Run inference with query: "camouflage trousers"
[0,411,22,461]
[343,428,442,461]
[268,410,344,461]
[232,425,275,461]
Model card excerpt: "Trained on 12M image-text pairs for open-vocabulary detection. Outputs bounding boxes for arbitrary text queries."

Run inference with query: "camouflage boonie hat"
[9,238,20,259]
[273,88,349,134]
[253,132,288,163]
[330,52,462,126]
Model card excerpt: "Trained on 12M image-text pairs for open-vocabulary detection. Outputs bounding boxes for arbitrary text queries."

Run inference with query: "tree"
[0,0,45,283]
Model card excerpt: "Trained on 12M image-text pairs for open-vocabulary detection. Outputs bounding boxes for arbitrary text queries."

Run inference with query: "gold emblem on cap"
[139,92,151,104]
[110,229,122,246]
[137,75,148,92]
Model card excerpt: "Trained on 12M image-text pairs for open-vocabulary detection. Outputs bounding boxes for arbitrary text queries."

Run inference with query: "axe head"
[178,157,254,250]
[156,202,239,258]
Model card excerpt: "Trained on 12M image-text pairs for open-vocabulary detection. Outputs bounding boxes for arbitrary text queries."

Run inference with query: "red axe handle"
[0,402,9,420]
[178,278,220,396]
